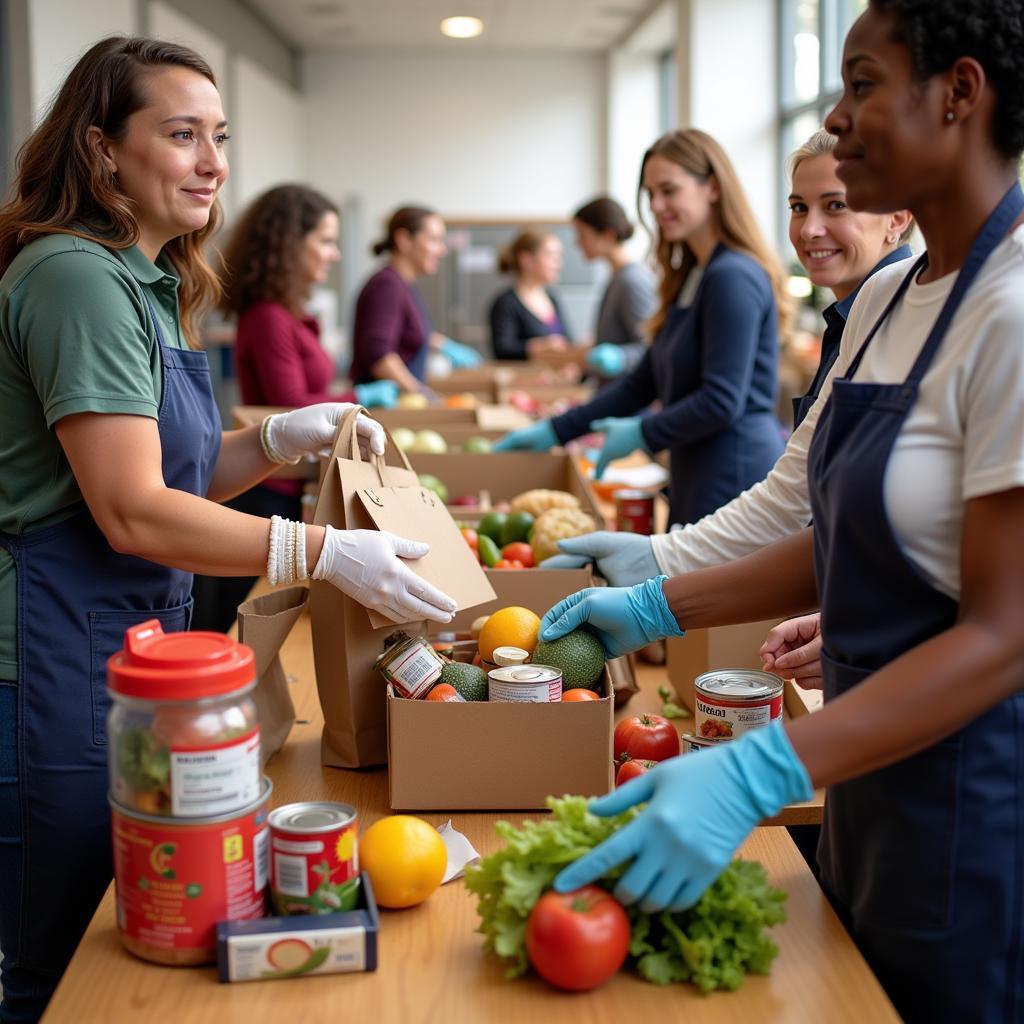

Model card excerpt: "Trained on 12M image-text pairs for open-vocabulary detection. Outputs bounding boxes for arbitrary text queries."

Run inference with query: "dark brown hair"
[220,184,337,317]
[0,36,224,348]
[498,229,555,275]
[640,129,792,339]
[372,205,436,256]
[573,196,634,242]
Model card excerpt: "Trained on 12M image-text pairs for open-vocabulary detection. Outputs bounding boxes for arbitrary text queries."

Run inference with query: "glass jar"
[107,619,260,817]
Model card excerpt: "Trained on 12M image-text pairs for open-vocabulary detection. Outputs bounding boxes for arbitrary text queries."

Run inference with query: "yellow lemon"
[477,606,540,663]
[359,815,447,909]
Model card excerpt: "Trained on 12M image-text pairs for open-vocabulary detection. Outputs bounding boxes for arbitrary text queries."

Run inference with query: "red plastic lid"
[107,619,255,700]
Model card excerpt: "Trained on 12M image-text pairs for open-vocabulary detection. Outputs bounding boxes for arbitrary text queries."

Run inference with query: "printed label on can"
[682,733,718,754]
[169,727,261,817]
[389,644,444,699]
[694,693,783,740]
[615,490,655,535]
[111,792,269,963]
[487,666,562,703]
[271,820,359,915]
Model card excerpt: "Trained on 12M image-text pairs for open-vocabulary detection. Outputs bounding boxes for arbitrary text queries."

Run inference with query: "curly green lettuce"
[463,795,787,992]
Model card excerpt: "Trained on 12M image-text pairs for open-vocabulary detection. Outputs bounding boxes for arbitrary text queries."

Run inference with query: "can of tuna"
[694,669,784,741]
[614,489,655,535]
[269,802,359,916]
[488,664,563,703]
[110,777,271,966]
[681,732,719,754]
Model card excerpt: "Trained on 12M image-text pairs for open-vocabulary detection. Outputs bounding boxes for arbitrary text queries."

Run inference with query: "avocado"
[532,630,605,690]
[439,661,489,701]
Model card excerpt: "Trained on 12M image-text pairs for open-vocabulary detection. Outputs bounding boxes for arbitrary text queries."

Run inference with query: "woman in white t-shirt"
[537,2,1024,1021]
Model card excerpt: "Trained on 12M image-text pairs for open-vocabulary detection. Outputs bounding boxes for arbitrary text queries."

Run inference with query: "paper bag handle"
[326,405,416,480]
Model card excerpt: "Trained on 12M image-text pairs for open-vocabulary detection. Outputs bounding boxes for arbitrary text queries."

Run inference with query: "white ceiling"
[245,0,659,52]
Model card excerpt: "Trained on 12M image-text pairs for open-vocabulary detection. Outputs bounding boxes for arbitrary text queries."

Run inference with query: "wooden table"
[43,612,893,1024]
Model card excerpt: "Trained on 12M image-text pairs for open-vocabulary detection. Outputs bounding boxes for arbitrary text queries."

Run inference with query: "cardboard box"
[406,450,604,526]
[386,568,617,810]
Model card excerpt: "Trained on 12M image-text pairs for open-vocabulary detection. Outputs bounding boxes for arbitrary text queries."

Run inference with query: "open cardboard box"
[407,450,604,526]
[666,623,822,722]
[387,568,620,811]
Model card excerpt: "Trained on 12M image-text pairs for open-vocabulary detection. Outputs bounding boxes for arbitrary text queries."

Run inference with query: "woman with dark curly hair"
[540,2,1024,1021]
[191,184,398,630]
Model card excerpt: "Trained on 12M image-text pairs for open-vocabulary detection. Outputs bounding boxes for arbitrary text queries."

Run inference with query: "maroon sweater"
[350,265,430,384]
[234,301,354,496]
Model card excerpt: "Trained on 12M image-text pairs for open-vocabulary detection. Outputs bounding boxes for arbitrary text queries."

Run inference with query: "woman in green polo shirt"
[0,37,456,1023]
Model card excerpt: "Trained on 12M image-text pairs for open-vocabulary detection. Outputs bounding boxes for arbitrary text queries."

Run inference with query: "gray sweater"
[594,261,657,373]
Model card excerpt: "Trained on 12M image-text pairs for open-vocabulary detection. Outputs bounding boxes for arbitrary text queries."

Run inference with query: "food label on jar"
[388,644,443,699]
[694,695,783,741]
[170,727,261,817]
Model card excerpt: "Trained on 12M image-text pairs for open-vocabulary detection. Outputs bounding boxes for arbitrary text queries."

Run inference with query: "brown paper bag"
[237,585,308,768]
[310,407,495,768]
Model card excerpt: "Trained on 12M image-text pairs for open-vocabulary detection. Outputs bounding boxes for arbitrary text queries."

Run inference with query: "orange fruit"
[359,815,447,909]
[477,606,541,663]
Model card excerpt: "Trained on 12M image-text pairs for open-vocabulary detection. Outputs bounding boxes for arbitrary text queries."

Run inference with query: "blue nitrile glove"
[353,379,399,409]
[440,337,483,368]
[540,575,683,659]
[554,721,813,912]
[492,420,558,452]
[586,343,626,378]
[590,416,650,479]
[540,531,660,587]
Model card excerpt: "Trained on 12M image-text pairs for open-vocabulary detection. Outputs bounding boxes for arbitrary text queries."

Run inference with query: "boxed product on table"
[386,569,622,811]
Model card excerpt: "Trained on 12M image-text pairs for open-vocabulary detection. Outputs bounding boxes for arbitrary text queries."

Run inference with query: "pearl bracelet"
[266,516,309,585]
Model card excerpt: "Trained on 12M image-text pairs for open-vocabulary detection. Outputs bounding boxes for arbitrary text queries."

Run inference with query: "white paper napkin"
[437,820,481,884]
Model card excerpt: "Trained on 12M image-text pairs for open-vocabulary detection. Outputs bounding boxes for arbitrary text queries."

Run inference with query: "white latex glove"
[311,526,457,624]
[266,403,385,463]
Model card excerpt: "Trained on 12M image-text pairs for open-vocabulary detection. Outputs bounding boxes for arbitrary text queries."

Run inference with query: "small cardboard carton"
[386,568,616,811]
[406,450,604,526]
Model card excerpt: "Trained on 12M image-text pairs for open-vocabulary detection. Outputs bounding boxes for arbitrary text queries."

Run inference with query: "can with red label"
[614,489,655,535]
[694,669,784,741]
[110,779,271,965]
[269,802,360,915]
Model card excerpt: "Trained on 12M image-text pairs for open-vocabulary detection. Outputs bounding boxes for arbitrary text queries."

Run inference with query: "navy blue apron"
[0,300,220,1021]
[651,303,783,527]
[808,183,1024,1024]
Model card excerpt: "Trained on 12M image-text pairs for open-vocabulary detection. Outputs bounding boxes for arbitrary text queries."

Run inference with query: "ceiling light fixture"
[440,16,484,39]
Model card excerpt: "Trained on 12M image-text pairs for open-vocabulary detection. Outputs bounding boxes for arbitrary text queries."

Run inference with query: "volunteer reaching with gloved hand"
[542,3,1024,1019]
[0,38,455,1024]
[495,128,787,527]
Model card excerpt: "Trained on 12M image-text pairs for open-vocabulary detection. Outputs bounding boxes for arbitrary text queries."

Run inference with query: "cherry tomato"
[525,886,630,991]
[613,714,680,762]
[615,757,657,786]
[424,684,465,702]
[561,688,599,702]
[492,559,524,569]
[501,542,534,568]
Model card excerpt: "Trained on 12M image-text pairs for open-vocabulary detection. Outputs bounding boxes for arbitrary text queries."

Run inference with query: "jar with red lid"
[106,619,261,818]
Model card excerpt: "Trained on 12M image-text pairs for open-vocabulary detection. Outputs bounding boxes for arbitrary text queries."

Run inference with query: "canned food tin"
[488,664,563,703]
[269,802,359,915]
[614,489,655,535]
[681,732,719,754]
[110,778,271,966]
[375,632,446,700]
[694,669,784,740]
[492,646,530,666]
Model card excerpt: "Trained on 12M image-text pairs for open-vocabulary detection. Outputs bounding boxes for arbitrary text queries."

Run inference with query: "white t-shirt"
[652,229,1024,599]
[839,226,1024,599]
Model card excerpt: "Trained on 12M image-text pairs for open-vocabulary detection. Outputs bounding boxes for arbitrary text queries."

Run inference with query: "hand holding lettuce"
[464,795,789,993]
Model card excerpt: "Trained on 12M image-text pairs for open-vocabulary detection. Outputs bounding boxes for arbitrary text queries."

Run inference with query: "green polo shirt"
[0,233,189,681]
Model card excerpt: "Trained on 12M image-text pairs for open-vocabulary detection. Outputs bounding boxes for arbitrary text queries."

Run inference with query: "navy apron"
[651,304,783,526]
[808,183,1024,1024]
[0,300,220,1021]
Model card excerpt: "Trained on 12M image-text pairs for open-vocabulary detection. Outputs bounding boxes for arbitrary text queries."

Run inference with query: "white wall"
[679,0,778,245]
[27,0,136,123]
[303,49,607,294]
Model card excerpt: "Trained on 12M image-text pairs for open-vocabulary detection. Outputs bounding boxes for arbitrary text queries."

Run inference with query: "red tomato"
[615,758,657,786]
[613,714,680,762]
[493,559,524,569]
[561,688,599,702]
[460,527,479,552]
[501,542,534,568]
[424,684,465,702]
[525,886,630,991]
